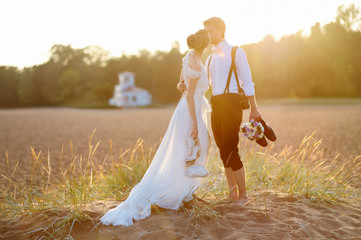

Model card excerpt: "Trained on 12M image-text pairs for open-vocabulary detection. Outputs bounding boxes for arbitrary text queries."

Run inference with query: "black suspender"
[207,46,244,96]
[224,46,243,94]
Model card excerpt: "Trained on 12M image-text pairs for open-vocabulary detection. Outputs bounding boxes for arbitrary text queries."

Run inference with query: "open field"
[1,101,361,239]
[1,101,360,183]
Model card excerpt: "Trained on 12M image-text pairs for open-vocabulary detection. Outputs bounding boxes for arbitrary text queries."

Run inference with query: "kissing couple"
[100,17,262,226]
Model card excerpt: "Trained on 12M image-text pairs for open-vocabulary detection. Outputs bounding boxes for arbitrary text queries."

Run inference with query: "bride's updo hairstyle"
[187,29,209,51]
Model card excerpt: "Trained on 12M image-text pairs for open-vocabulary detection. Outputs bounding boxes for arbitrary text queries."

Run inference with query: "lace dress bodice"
[181,51,209,96]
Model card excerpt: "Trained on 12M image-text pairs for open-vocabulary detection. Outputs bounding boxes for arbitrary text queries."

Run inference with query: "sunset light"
[1,0,361,238]
[0,0,359,68]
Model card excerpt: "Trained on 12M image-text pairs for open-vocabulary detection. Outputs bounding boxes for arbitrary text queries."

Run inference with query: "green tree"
[17,67,38,105]
[333,56,357,97]
[336,4,361,32]
[0,66,20,107]
[93,82,113,102]
[58,69,80,101]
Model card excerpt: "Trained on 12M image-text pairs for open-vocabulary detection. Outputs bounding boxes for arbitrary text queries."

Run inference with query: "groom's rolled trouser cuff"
[220,148,243,171]
[210,94,243,171]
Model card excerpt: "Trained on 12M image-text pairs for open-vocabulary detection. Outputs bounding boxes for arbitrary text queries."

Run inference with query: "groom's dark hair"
[203,17,226,38]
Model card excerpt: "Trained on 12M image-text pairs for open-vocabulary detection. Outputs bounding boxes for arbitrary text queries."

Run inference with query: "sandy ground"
[1,192,361,239]
[1,102,361,239]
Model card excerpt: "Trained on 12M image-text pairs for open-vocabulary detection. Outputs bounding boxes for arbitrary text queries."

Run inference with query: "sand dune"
[1,191,361,239]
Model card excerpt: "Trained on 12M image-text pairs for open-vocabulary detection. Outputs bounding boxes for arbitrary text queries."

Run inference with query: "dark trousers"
[210,93,243,171]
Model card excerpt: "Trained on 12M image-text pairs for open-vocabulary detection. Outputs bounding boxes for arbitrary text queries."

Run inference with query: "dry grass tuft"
[1,129,360,239]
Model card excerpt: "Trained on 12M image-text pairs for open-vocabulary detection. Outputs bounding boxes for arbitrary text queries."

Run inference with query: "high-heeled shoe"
[184,138,208,178]
[185,138,200,162]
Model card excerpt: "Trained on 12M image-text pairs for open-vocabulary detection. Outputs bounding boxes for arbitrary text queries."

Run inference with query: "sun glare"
[0,0,359,68]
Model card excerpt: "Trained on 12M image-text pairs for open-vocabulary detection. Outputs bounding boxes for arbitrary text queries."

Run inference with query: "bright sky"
[0,0,359,68]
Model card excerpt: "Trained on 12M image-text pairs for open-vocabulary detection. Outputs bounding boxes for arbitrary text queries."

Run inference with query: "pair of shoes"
[256,136,268,147]
[185,165,208,178]
[185,138,200,162]
[255,118,276,147]
[260,118,277,141]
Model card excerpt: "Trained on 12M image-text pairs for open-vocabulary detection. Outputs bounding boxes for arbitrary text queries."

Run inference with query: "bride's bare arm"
[186,54,201,139]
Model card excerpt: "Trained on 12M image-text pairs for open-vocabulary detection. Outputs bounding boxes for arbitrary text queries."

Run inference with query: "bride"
[100,29,212,226]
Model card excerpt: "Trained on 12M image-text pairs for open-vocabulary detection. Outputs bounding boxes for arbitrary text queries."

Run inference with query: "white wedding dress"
[100,51,212,226]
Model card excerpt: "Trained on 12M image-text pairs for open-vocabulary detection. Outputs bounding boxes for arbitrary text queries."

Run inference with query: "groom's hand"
[247,95,261,122]
[249,108,261,122]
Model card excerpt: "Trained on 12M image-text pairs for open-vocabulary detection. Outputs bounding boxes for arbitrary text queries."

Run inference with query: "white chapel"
[108,72,152,107]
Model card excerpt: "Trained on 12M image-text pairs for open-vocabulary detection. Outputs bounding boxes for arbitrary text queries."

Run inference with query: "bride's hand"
[191,122,198,140]
[177,81,187,94]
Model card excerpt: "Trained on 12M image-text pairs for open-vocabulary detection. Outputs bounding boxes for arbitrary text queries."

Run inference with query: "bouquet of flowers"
[241,119,264,141]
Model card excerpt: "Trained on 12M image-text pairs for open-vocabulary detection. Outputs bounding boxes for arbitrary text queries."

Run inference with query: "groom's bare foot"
[228,195,237,200]
[227,193,237,200]
[228,191,237,199]
[221,194,237,203]
[231,196,248,206]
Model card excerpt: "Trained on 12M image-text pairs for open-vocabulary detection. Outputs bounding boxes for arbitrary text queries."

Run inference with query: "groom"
[178,17,261,206]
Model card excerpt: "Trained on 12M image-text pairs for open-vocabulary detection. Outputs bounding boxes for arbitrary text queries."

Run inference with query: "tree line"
[0,4,360,108]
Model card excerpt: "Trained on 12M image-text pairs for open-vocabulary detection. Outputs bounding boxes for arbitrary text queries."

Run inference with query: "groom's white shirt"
[205,40,255,96]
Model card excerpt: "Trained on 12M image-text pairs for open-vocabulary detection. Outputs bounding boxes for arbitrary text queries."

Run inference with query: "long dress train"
[100,50,211,226]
